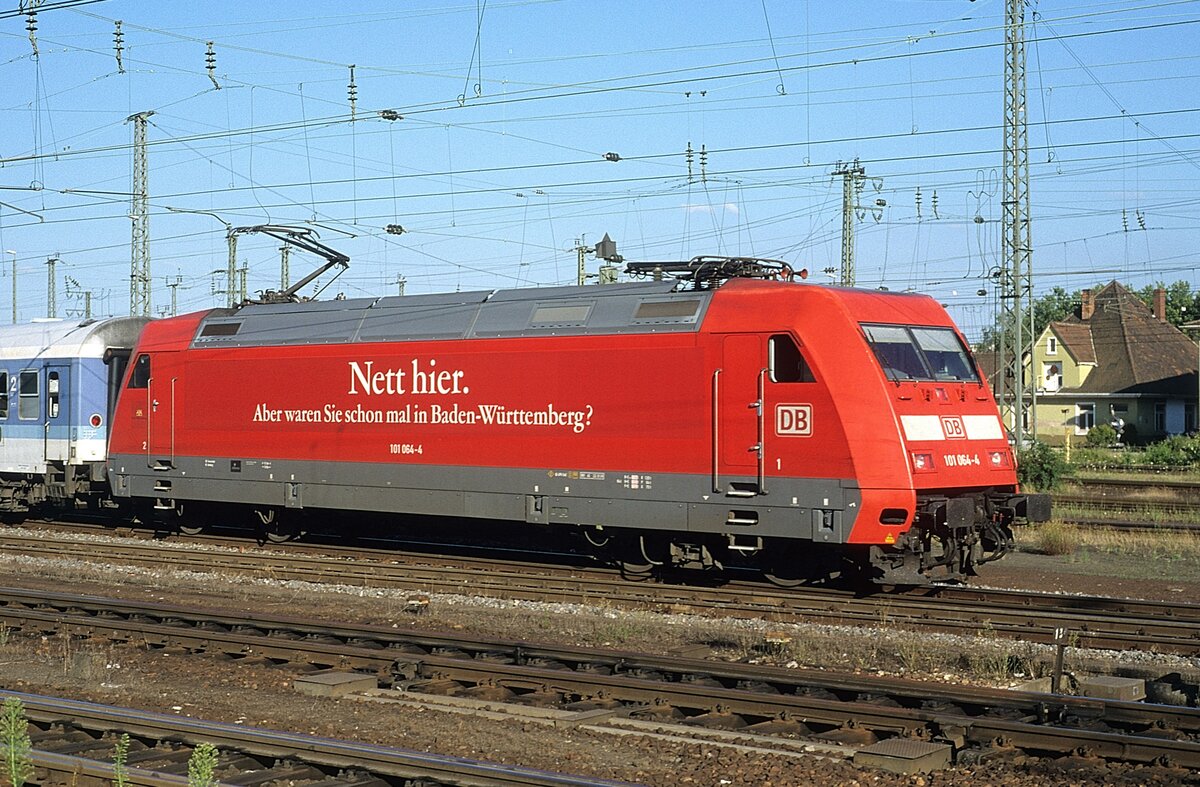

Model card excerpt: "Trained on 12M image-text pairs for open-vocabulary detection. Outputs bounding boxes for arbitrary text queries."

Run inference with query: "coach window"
[0,371,7,419]
[769,334,815,382]
[128,354,150,389]
[47,371,60,418]
[18,370,39,420]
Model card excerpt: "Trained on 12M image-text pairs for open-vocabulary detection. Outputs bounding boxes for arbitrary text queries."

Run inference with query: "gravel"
[1,526,1199,785]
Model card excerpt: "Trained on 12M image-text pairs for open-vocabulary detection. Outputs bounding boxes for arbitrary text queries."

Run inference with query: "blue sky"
[1,0,1198,340]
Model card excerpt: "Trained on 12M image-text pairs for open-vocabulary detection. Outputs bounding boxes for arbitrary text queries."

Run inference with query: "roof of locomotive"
[189,280,720,348]
[164,277,956,351]
[0,316,152,361]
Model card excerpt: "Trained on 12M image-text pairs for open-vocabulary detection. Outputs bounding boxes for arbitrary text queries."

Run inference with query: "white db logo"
[776,404,813,436]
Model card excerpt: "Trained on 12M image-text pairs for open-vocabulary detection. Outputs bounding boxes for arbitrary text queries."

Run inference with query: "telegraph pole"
[833,160,863,286]
[45,256,58,318]
[5,250,16,324]
[226,232,238,307]
[831,160,885,287]
[280,244,291,291]
[166,274,183,316]
[127,110,154,316]
[999,0,1035,443]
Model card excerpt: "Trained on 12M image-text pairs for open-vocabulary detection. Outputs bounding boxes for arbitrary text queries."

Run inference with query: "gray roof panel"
[190,283,711,349]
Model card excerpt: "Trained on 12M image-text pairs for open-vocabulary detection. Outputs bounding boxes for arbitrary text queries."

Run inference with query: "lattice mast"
[999,0,1036,442]
[127,111,154,317]
[833,160,865,287]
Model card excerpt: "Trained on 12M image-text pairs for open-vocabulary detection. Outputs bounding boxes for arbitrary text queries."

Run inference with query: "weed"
[112,733,130,787]
[187,742,219,787]
[1,697,34,787]
[1034,522,1080,556]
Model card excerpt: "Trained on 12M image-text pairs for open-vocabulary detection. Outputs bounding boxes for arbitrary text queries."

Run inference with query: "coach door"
[718,335,765,494]
[44,365,71,463]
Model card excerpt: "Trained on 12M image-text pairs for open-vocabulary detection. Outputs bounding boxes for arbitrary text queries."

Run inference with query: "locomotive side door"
[43,364,71,463]
[145,357,177,469]
[718,335,765,487]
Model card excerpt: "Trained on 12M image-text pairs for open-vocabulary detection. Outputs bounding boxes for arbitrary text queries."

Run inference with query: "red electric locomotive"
[106,256,1048,584]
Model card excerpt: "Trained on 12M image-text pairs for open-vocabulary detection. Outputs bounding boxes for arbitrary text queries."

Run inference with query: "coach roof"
[0,316,151,361]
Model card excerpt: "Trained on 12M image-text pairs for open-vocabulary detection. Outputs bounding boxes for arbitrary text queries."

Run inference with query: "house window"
[1075,402,1095,435]
[1047,336,1057,355]
[1155,402,1167,432]
[1042,362,1062,392]
[1187,403,1198,433]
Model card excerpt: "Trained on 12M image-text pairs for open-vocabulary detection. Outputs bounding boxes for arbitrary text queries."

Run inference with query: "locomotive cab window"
[128,354,151,389]
[18,370,39,420]
[769,334,815,382]
[0,371,7,419]
[862,324,979,384]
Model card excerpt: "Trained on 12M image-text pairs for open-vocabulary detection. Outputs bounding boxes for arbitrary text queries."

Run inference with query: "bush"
[1067,446,1117,468]
[1139,434,1200,468]
[1085,423,1117,448]
[1016,439,1067,490]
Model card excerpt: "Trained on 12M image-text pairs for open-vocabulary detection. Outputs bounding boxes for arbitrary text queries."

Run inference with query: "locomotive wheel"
[256,508,306,544]
[613,534,661,578]
[763,570,806,588]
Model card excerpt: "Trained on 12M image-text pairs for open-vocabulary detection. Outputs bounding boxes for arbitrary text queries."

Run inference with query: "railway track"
[9,690,628,787]
[1051,476,1200,530]
[4,525,1200,655]
[4,588,1200,770]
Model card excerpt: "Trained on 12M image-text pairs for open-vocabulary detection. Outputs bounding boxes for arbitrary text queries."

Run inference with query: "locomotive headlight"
[988,450,1012,469]
[911,452,935,472]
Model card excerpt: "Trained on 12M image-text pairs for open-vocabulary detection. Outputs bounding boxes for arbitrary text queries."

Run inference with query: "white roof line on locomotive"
[0,316,152,361]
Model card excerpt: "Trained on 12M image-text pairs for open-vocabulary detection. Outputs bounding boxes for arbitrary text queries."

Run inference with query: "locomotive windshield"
[861,324,980,383]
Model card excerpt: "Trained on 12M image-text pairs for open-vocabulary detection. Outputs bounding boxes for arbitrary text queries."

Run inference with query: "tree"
[1135,280,1200,327]
[977,286,1080,351]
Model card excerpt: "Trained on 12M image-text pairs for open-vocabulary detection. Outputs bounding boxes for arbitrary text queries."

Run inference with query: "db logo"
[776,404,813,436]
[941,416,966,439]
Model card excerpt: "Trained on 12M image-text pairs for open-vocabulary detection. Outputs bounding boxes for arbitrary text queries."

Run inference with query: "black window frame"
[861,323,981,384]
[17,370,39,420]
[768,334,816,383]
[128,354,151,389]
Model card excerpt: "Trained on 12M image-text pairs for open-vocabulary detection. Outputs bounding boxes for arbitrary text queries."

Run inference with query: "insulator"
[205,41,220,89]
[26,12,38,57]
[1122,208,1128,233]
[114,21,125,73]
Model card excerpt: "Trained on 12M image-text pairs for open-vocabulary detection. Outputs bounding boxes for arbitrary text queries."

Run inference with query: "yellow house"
[1025,282,1199,445]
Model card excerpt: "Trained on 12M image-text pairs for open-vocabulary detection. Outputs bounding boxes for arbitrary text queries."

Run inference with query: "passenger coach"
[0,317,149,512]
